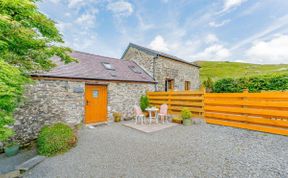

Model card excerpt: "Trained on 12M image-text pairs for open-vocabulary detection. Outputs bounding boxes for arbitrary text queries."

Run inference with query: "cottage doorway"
[85,85,108,124]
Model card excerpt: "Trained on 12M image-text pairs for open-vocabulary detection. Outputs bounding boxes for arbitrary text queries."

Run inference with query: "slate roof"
[32,51,156,83]
[121,43,201,68]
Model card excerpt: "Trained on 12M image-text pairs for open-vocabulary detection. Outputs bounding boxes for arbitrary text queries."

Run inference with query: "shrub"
[212,74,288,93]
[181,108,192,120]
[202,77,214,92]
[140,95,150,112]
[37,123,77,156]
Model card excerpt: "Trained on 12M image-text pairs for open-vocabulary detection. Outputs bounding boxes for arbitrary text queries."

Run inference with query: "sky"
[38,0,288,64]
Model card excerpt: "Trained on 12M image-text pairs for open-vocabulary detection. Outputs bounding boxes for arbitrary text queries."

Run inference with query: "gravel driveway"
[24,122,288,178]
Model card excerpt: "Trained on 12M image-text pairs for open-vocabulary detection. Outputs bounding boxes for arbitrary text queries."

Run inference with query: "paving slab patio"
[122,121,178,133]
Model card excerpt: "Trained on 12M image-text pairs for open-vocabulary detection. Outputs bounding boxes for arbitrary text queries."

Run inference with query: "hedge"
[212,74,288,93]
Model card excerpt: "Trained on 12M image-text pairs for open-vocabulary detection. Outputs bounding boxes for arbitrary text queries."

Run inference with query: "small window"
[129,66,142,74]
[185,81,191,90]
[102,62,115,70]
[165,79,174,91]
[93,90,99,98]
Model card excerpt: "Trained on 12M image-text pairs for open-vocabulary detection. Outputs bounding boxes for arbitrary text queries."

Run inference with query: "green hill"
[196,61,288,81]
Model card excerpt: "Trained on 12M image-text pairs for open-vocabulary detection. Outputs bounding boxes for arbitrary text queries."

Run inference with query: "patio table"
[145,107,159,124]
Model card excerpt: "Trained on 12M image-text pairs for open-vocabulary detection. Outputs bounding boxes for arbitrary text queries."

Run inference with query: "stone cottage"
[122,43,201,91]
[14,44,201,143]
[14,51,155,143]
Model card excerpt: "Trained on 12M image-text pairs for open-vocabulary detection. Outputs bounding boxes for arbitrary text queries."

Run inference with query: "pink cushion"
[134,105,143,116]
[159,104,168,115]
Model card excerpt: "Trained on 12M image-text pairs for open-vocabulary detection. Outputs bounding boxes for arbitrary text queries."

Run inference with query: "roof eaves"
[31,74,157,84]
[124,43,201,68]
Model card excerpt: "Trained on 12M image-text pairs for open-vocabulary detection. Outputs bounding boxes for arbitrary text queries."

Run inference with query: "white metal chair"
[133,105,145,124]
[157,104,169,123]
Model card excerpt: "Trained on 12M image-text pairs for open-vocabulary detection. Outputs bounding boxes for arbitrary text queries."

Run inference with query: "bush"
[140,95,150,112]
[212,74,288,93]
[181,108,192,120]
[37,123,77,156]
[202,77,214,92]
[0,60,29,142]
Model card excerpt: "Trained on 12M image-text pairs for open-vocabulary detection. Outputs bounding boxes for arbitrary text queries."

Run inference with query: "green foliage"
[0,0,75,142]
[140,95,150,112]
[212,75,288,93]
[197,61,288,82]
[203,77,214,92]
[0,0,76,72]
[181,108,192,120]
[37,123,77,157]
[0,60,29,142]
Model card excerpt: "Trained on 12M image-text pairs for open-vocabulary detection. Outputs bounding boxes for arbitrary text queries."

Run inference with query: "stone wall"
[155,56,200,91]
[107,82,154,119]
[123,47,155,76]
[123,47,201,91]
[13,80,85,144]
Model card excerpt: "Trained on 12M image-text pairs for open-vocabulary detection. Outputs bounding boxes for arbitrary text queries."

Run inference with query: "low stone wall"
[108,82,155,120]
[13,80,84,144]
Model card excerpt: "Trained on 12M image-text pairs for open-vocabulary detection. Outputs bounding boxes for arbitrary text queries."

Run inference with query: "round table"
[145,107,159,124]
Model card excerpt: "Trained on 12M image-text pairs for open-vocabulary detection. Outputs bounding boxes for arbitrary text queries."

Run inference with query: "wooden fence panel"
[204,90,288,136]
[147,90,205,116]
[147,90,288,136]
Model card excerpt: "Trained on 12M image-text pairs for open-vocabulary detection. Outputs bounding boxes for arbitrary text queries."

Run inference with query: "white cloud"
[193,44,231,61]
[107,1,133,16]
[75,13,96,27]
[48,0,60,4]
[68,0,86,8]
[245,35,288,64]
[231,14,288,51]
[222,0,247,12]
[205,34,219,44]
[209,19,230,27]
[56,21,72,34]
[149,35,169,52]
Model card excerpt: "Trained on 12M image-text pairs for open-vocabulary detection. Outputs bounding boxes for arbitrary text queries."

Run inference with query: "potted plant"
[140,95,150,116]
[172,116,183,124]
[4,141,20,157]
[181,108,192,126]
[113,112,122,122]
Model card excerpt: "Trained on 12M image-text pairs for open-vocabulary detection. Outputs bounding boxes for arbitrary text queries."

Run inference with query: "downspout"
[153,54,159,91]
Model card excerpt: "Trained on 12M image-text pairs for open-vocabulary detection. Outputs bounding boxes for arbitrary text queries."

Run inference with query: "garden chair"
[157,104,169,123]
[133,105,145,124]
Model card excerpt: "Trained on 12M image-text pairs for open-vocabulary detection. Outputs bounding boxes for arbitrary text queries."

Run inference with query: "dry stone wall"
[107,82,154,120]
[13,80,84,144]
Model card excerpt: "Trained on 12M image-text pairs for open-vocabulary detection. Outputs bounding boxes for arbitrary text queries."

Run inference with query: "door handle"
[86,100,89,106]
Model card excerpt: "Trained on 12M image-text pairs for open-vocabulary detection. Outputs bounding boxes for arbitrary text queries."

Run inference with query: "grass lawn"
[197,61,288,81]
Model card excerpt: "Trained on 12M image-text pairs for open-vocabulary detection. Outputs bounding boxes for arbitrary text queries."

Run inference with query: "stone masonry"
[123,46,201,91]
[13,79,154,144]
[107,82,154,119]
[13,80,85,144]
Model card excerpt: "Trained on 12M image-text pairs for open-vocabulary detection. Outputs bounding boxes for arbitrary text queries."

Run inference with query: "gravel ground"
[24,122,288,178]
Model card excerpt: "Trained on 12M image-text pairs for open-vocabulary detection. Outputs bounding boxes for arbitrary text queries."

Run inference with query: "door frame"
[84,84,108,125]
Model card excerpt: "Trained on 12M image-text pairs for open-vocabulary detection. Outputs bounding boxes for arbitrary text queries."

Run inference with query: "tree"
[0,0,75,142]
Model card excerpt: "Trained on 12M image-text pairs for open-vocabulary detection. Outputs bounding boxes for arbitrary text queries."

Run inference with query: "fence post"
[168,91,172,114]
[202,87,206,117]
[242,89,248,119]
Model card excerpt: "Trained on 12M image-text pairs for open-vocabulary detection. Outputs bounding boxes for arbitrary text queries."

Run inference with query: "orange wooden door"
[85,85,107,124]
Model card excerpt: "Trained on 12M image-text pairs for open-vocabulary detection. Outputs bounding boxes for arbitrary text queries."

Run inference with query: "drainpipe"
[153,55,159,91]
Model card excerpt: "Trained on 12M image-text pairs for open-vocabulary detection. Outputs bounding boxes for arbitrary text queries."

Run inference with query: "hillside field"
[196,61,288,81]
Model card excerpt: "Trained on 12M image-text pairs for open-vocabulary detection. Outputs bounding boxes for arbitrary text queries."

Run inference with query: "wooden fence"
[147,90,205,116]
[147,90,288,136]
